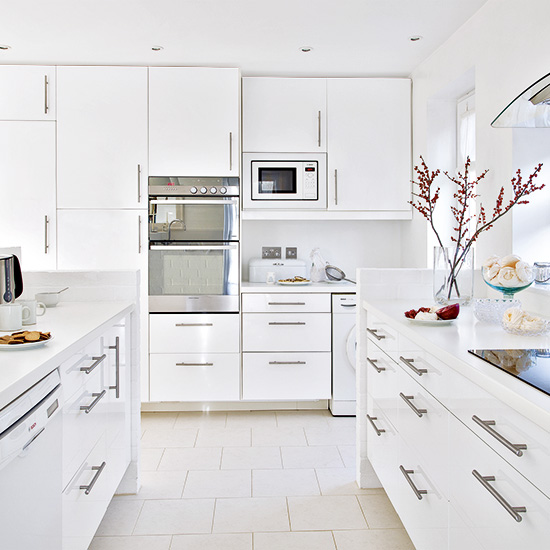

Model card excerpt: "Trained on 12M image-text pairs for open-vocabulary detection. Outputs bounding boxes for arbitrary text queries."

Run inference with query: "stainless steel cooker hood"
[492,72,550,127]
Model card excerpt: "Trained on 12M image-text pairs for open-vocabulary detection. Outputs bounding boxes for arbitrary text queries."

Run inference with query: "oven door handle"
[149,199,239,205]
[150,245,238,251]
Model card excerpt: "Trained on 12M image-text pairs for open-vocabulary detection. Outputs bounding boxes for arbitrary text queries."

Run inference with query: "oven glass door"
[149,197,239,243]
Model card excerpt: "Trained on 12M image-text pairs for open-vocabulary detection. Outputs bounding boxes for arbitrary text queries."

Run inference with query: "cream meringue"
[486,264,501,281]
[498,254,521,268]
[415,311,438,321]
[498,266,521,287]
[515,261,533,284]
[482,255,500,269]
[502,307,524,329]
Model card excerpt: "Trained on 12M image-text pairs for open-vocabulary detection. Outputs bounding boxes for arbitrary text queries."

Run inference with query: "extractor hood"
[492,72,550,127]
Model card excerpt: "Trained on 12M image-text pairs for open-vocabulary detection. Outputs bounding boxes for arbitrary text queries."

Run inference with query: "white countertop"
[0,301,134,410]
[362,299,550,430]
[242,281,356,293]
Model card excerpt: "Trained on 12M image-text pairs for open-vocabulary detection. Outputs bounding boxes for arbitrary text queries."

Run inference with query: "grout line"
[219,447,224,469]
[286,496,292,532]
[279,446,284,469]
[168,534,174,549]
[313,468,323,496]
[180,470,190,498]
[129,499,146,536]
[303,427,310,446]
[193,427,200,448]
[331,530,338,549]
[250,469,254,498]
[210,498,217,533]
[335,446,346,468]
[156,448,166,471]
[356,494,370,528]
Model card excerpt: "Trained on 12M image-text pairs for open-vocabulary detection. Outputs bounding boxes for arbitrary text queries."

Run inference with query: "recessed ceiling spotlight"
[151,45,164,51]
[0,45,11,50]
[300,46,313,53]
[409,36,423,42]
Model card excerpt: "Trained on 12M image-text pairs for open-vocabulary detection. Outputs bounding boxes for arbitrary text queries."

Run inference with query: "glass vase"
[433,246,474,306]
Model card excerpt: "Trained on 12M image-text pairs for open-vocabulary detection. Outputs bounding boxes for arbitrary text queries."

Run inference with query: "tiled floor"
[90,410,415,550]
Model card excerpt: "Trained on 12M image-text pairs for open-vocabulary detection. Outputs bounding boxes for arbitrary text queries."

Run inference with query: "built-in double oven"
[148,177,239,313]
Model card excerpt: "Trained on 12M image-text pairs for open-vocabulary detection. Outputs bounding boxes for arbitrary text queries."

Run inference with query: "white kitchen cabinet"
[0,121,56,269]
[56,66,148,209]
[149,67,240,176]
[242,77,326,153]
[57,209,146,270]
[327,78,411,214]
[0,65,56,120]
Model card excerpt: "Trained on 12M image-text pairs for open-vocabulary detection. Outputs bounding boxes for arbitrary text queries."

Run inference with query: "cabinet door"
[149,67,240,176]
[57,67,148,209]
[0,66,56,120]
[57,209,146,270]
[327,79,411,213]
[242,77,326,152]
[0,121,56,269]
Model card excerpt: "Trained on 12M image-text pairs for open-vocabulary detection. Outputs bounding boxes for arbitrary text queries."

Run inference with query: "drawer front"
[365,312,398,352]
[365,346,400,416]
[242,352,331,400]
[449,414,550,550]
[149,313,240,353]
[242,293,330,313]
[150,353,240,402]
[242,313,331,352]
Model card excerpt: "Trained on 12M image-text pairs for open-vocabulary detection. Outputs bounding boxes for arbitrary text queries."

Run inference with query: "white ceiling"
[1,0,489,76]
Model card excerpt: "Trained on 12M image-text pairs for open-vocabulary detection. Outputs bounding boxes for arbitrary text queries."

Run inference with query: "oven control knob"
[220,187,227,194]
[210,187,217,194]
[200,187,207,194]
[190,187,198,194]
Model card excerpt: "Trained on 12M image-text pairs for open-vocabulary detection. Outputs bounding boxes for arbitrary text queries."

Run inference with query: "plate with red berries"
[404,304,460,325]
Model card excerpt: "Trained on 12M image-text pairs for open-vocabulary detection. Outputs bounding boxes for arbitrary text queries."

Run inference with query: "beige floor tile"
[305,426,356,446]
[171,533,253,550]
[357,493,404,529]
[276,410,331,428]
[281,446,344,469]
[213,497,290,533]
[251,427,307,447]
[95,499,144,536]
[183,469,252,498]
[337,446,356,468]
[254,531,336,550]
[133,499,215,535]
[287,495,367,531]
[175,411,228,428]
[141,412,179,430]
[332,529,416,550]
[325,415,356,427]
[141,427,198,448]
[221,446,282,469]
[195,427,251,447]
[159,447,222,471]
[119,470,188,500]
[89,535,172,550]
[316,468,373,495]
[140,448,165,471]
[252,468,320,497]
[226,411,278,428]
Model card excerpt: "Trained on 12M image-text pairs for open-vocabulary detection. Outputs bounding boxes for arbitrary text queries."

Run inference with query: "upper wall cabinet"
[56,67,148,209]
[242,77,326,153]
[149,68,240,177]
[0,66,56,120]
[327,78,411,214]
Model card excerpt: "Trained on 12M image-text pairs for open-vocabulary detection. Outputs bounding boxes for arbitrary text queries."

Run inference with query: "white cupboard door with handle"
[57,210,146,271]
[0,66,56,120]
[149,67,240,176]
[242,77,326,153]
[0,121,56,269]
[57,66,148,209]
[327,78,411,213]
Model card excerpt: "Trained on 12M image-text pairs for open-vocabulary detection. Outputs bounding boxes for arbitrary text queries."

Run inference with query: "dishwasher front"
[0,370,62,550]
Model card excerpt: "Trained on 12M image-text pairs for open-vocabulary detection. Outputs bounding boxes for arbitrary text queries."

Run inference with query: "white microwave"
[243,152,327,209]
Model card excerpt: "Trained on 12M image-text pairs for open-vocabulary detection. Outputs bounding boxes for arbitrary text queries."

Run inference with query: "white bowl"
[35,292,60,307]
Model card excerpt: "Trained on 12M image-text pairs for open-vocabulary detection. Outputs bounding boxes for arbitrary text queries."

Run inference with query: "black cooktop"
[468,349,550,397]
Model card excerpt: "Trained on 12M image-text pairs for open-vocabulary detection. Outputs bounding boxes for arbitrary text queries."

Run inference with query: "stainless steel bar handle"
[138,215,142,253]
[137,164,142,203]
[472,415,527,457]
[80,462,107,495]
[80,354,107,375]
[22,427,46,452]
[399,356,428,376]
[318,111,321,146]
[44,215,49,254]
[366,414,385,436]
[268,322,306,326]
[80,390,107,414]
[367,357,386,373]
[472,470,526,523]
[269,361,306,365]
[334,169,338,205]
[176,362,214,367]
[399,393,427,418]
[366,327,385,341]
[175,323,213,327]
[400,465,427,500]
[150,245,238,251]
[229,131,233,171]
[267,302,306,306]
[108,337,120,399]
[150,199,239,205]
[341,303,356,308]
[44,75,49,114]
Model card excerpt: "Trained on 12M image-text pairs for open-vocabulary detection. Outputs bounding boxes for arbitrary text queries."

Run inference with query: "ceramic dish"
[406,318,455,326]
[0,336,53,350]
[278,281,311,286]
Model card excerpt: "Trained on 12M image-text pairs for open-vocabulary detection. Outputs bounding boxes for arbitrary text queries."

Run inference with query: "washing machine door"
[345,324,356,370]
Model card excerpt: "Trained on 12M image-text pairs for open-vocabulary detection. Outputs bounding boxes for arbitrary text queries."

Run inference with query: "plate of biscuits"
[0,330,53,350]
[277,276,311,286]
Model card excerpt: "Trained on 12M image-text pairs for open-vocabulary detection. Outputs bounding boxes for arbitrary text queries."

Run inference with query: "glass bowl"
[473,298,521,324]
[501,319,550,337]
[482,266,534,299]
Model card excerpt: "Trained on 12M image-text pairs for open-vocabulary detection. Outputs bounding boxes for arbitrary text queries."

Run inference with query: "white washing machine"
[330,293,357,416]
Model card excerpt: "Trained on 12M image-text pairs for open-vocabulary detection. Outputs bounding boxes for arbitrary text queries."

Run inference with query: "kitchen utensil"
[0,303,31,331]
[0,254,23,304]
[17,299,47,325]
[325,265,356,284]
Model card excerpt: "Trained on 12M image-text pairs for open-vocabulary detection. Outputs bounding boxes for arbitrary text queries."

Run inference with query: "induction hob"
[468,349,550,397]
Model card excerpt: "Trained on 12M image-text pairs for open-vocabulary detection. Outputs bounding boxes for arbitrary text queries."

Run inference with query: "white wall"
[405,0,550,268]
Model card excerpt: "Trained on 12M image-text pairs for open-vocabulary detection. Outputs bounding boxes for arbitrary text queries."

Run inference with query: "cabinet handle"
[22,427,46,452]
[399,393,427,417]
[229,132,233,171]
[318,110,321,146]
[175,323,213,327]
[268,361,306,365]
[44,215,49,254]
[367,357,386,373]
[80,354,107,375]
[472,470,526,523]
[366,414,385,436]
[80,390,107,414]
[400,465,427,500]
[399,356,428,376]
[44,75,49,114]
[268,321,306,326]
[334,169,338,205]
[80,462,107,495]
[366,327,385,341]
[138,215,142,253]
[137,164,142,203]
[108,337,120,399]
[472,415,527,457]
[267,302,306,306]
[176,362,214,367]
